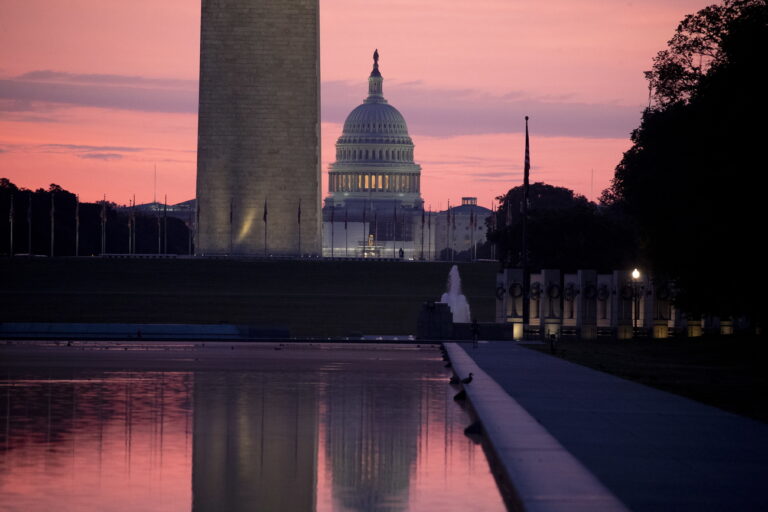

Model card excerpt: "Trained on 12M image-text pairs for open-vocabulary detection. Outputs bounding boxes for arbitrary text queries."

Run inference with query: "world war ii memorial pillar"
[196,0,321,256]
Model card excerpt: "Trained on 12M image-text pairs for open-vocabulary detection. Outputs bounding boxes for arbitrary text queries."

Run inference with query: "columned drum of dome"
[324,51,424,259]
[196,0,321,256]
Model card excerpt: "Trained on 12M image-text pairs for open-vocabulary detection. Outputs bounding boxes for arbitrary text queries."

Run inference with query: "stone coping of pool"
[444,343,629,512]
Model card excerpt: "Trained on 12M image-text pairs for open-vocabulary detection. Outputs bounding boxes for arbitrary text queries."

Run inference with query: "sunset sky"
[0,0,712,209]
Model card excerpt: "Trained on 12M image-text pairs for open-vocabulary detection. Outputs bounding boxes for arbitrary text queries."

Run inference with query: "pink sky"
[0,0,712,208]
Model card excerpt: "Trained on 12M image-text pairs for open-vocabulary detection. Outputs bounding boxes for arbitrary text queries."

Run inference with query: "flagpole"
[470,207,475,262]
[451,205,455,263]
[344,207,348,258]
[331,206,335,258]
[263,198,268,257]
[392,201,397,259]
[163,194,167,254]
[445,201,449,261]
[420,206,425,260]
[50,192,55,257]
[75,195,79,257]
[297,199,302,257]
[8,194,13,257]
[133,194,137,254]
[522,116,531,331]
[428,206,432,260]
[229,198,234,255]
[101,195,107,255]
[157,204,162,254]
[27,191,32,255]
[127,197,132,254]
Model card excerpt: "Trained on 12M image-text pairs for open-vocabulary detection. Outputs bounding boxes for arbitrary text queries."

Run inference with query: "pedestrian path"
[455,341,768,512]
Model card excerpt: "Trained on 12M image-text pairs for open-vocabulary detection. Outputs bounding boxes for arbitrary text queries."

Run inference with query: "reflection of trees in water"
[0,370,191,455]
[192,371,318,512]
[323,371,425,512]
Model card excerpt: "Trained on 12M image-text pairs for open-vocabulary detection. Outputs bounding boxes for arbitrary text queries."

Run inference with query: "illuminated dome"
[327,49,422,206]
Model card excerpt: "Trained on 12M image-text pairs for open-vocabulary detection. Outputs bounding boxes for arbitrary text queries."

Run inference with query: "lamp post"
[632,268,641,336]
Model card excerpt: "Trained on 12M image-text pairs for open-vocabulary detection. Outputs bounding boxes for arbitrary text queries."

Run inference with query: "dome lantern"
[366,48,385,103]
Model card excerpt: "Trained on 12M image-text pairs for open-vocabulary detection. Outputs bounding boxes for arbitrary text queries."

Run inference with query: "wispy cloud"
[323,80,642,139]
[0,71,198,114]
[17,70,197,90]
[1,70,642,140]
[78,152,123,160]
[41,144,144,153]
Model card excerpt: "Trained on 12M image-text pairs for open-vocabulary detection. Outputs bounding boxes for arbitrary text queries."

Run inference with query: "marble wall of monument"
[196,0,321,256]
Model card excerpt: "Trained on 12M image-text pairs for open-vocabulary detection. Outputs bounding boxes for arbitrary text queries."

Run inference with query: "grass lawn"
[526,336,768,423]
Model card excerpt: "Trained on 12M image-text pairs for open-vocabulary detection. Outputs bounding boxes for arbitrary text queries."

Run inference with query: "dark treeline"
[488,0,767,325]
[0,179,191,256]
[602,0,767,322]
[487,182,636,272]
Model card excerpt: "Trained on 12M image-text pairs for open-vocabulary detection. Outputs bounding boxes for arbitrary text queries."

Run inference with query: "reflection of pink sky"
[0,373,193,512]
[0,0,710,206]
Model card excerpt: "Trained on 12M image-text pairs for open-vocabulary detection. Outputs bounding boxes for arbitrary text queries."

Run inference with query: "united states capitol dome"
[327,49,422,206]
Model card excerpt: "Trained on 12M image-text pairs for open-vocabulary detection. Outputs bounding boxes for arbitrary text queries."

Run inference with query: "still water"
[0,344,506,511]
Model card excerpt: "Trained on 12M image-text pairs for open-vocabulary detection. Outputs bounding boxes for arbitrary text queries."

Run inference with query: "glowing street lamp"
[632,268,641,334]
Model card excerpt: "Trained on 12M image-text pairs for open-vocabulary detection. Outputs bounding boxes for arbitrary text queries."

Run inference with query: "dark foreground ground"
[526,336,768,423]
[0,258,497,337]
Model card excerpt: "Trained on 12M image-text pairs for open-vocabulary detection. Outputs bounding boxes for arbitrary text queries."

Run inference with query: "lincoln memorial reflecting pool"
[0,343,507,511]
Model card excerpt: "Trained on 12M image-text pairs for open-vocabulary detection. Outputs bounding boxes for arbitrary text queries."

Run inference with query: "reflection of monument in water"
[322,369,422,512]
[192,372,318,512]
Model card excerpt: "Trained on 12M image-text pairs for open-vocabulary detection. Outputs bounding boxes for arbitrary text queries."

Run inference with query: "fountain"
[440,265,471,323]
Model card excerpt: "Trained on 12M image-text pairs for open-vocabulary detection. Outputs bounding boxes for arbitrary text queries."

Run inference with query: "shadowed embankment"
[0,258,497,337]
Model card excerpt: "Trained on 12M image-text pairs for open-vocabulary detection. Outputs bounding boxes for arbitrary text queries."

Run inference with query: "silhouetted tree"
[0,179,191,256]
[603,0,767,323]
[487,182,636,272]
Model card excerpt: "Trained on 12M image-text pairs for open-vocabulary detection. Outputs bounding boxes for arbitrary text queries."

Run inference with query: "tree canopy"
[604,0,767,321]
[488,182,636,272]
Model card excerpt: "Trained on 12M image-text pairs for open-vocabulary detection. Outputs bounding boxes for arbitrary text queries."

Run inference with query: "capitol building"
[322,51,491,260]
[323,50,425,259]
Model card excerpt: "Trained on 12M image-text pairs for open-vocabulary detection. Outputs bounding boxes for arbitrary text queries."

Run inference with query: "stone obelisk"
[196,0,321,256]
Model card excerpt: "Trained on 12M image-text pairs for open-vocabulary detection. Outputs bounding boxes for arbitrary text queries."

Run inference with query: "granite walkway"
[455,341,768,512]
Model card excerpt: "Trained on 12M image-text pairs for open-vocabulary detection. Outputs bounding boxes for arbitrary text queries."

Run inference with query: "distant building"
[432,198,492,260]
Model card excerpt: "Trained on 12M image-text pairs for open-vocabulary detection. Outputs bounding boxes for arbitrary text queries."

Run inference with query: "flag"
[344,207,348,230]
[421,207,425,227]
[297,199,302,225]
[27,192,32,224]
[229,199,233,227]
[263,199,268,223]
[8,194,13,223]
[524,116,531,184]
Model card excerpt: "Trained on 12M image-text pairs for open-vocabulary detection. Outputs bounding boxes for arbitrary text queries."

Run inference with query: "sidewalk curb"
[445,343,630,512]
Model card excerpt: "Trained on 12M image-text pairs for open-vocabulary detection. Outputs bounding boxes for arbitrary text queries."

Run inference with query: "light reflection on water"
[1,350,505,511]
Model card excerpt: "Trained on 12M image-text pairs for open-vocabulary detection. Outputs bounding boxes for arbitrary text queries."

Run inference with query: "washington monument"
[196,0,321,256]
